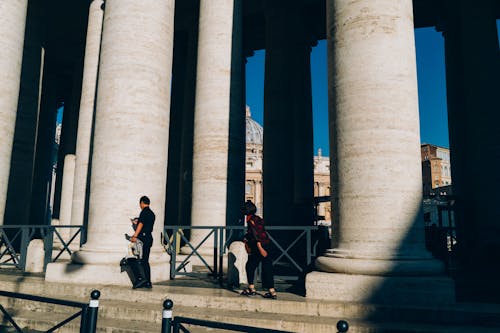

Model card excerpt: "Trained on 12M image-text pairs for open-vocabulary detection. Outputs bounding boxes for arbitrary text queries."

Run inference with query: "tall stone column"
[255,180,263,216]
[443,0,500,302]
[29,69,59,226]
[225,0,246,227]
[0,1,28,224]
[46,0,175,285]
[306,0,452,304]
[166,11,199,229]
[4,0,43,226]
[51,154,76,255]
[71,0,104,230]
[52,59,84,219]
[189,0,244,252]
[58,154,76,230]
[263,1,314,228]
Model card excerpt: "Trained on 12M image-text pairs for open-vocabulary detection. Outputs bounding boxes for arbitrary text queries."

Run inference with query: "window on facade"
[245,183,252,194]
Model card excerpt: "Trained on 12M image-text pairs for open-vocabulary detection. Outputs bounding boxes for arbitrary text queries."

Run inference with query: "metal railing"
[0,225,84,271]
[160,299,349,333]
[423,196,458,274]
[163,225,322,282]
[0,289,100,333]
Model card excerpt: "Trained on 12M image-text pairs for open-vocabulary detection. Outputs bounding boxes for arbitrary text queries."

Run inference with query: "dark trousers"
[139,234,153,283]
[246,251,274,289]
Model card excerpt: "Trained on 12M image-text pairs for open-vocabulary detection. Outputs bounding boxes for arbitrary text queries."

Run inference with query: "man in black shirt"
[131,196,155,288]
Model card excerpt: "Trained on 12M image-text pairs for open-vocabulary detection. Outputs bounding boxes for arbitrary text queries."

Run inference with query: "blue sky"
[246,22,500,157]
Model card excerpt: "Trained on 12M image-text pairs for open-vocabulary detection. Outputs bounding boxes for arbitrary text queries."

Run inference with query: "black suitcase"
[120,257,147,288]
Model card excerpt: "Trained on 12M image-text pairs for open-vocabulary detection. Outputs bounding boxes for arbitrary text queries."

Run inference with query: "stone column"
[58,154,76,230]
[51,154,76,256]
[4,0,43,226]
[263,1,314,227]
[29,69,59,226]
[443,0,500,302]
[0,1,28,224]
[46,0,175,285]
[166,11,199,228]
[52,60,84,218]
[225,0,245,227]
[176,27,198,229]
[255,180,263,216]
[189,0,244,252]
[71,0,104,230]
[306,0,452,304]
[165,32,188,229]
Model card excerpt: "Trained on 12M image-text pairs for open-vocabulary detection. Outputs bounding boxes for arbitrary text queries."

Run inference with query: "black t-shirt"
[138,206,155,234]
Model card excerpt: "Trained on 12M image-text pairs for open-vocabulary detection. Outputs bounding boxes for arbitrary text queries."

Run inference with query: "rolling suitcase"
[120,257,147,288]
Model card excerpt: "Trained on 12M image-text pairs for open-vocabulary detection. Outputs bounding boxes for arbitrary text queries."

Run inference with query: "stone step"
[1,273,500,332]
[2,274,500,327]
[5,291,500,331]
[0,308,159,333]
[2,304,500,333]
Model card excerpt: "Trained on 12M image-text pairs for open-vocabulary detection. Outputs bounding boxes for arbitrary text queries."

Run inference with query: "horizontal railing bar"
[163,226,318,230]
[0,291,86,308]
[174,316,294,333]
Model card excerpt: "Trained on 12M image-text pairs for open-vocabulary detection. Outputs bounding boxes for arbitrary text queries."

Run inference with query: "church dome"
[246,106,263,145]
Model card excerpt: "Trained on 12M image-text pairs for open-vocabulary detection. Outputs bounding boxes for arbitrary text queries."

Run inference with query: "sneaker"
[262,292,277,299]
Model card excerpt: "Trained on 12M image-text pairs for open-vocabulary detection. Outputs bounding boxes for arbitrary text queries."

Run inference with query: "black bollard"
[161,299,174,333]
[85,290,100,333]
[337,320,349,332]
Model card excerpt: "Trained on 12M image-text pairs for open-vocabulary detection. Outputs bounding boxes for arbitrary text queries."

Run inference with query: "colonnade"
[0,0,499,301]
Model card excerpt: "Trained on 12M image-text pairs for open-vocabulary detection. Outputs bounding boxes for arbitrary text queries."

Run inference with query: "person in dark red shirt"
[240,200,276,299]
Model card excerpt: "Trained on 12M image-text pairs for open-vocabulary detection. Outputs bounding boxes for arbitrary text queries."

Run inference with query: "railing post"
[213,227,218,279]
[161,299,173,333]
[170,228,177,279]
[337,320,349,332]
[43,226,54,270]
[218,228,224,284]
[85,290,100,333]
[306,228,312,266]
[79,305,88,333]
[19,227,29,270]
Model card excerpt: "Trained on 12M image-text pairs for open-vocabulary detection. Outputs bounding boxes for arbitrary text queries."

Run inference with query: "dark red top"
[245,215,270,250]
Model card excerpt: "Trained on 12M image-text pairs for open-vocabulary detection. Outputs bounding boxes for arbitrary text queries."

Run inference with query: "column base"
[45,248,170,285]
[307,252,456,305]
[45,260,170,285]
[306,271,455,305]
[315,254,444,276]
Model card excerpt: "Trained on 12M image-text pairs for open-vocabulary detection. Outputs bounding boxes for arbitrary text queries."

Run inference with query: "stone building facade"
[421,144,452,196]
[245,107,331,223]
